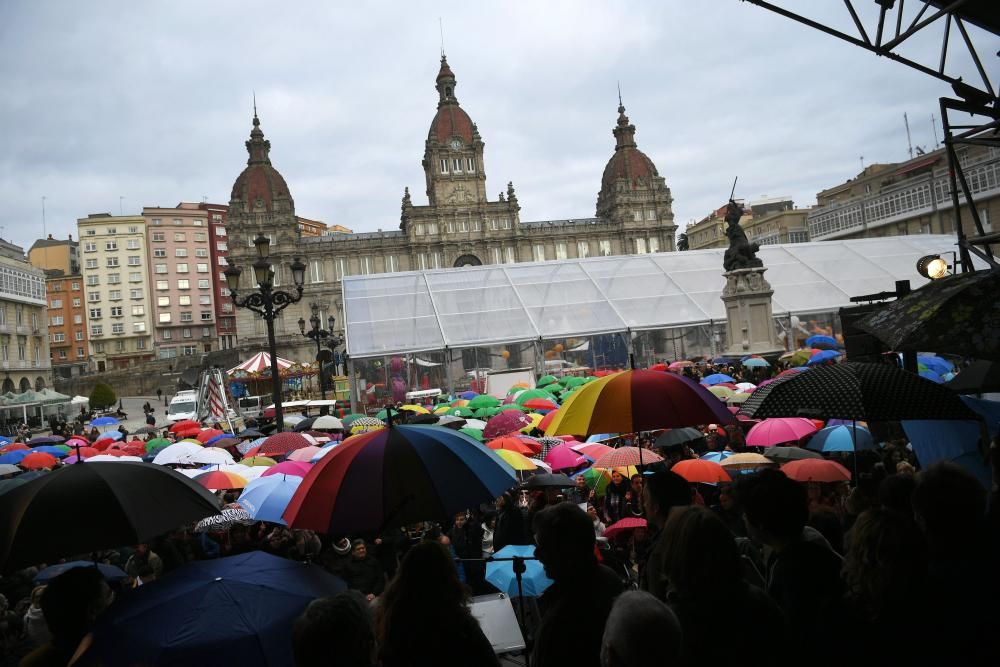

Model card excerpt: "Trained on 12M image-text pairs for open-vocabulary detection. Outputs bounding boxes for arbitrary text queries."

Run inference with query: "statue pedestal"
[721,267,783,357]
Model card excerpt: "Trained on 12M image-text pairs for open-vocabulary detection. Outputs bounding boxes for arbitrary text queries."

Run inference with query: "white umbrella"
[283,414,306,426]
[152,442,203,466]
[86,455,143,463]
[464,419,488,430]
[735,382,757,392]
[311,415,343,430]
[175,468,204,478]
[185,448,235,466]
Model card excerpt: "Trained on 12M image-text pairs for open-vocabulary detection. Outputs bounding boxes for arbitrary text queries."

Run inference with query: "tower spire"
[253,90,258,120]
[617,81,622,108]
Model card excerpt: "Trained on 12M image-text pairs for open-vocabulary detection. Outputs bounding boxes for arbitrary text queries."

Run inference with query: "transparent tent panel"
[431,285,525,314]
[439,310,537,346]
[529,302,624,338]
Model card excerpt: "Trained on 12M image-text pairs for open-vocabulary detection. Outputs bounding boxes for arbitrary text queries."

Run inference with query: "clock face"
[450,139,462,151]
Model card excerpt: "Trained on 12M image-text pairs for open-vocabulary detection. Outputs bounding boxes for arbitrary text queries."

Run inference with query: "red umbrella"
[649,363,668,372]
[486,436,535,456]
[537,410,559,433]
[92,439,114,452]
[0,443,29,453]
[603,517,648,539]
[169,420,201,433]
[570,442,613,459]
[483,411,534,440]
[781,459,852,483]
[121,443,147,457]
[196,429,225,444]
[672,459,732,484]
[545,370,735,436]
[746,418,819,448]
[74,446,99,459]
[258,432,312,457]
[20,452,58,470]
[175,427,202,439]
[593,447,663,468]
[522,398,559,411]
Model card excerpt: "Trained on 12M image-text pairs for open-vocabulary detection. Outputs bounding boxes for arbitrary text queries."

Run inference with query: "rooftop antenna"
[931,113,940,149]
[904,112,914,160]
[439,18,444,57]
[253,91,257,118]
[42,196,48,266]
[617,81,622,107]
[859,155,865,172]
[119,196,125,216]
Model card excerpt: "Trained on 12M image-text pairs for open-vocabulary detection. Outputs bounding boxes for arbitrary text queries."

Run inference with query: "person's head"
[533,502,596,581]
[351,539,368,560]
[661,506,741,601]
[641,470,691,527]
[843,508,926,619]
[610,470,624,486]
[30,585,46,608]
[575,475,588,491]
[878,472,917,516]
[911,461,986,556]
[41,567,113,648]
[586,504,600,522]
[378,540,466,640]
[736,468,808,548]
[453,511,467,529]
[133,543,149,557]
[293,590,375,667]
[630,474,643,492]
[600,591,682,667]
[718,483,736,511]
[807,506,844,555]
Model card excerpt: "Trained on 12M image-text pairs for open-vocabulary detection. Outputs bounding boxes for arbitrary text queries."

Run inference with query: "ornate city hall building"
[225,56,677,356]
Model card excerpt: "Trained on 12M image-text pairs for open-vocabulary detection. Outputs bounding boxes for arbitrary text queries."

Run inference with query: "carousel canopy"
[228,352,294,376]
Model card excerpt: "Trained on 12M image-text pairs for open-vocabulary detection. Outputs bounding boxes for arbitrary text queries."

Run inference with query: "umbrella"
[545,370,734,436]
[284,425,517,534]
[152,442,203,466]
[193,470,248,490]
[486,436,535,456]
[592,447,663,469]
[570,442,613,460]
[144,438,172,453]
[194,429,224,444]
[671,459,731,484]
[0,450,30,465]
[739,361,977,421]
[458,427,484,442]
[91,551,346,666]
[34,561,129,584]
[700,451,733,463]
[917,355,954,376]
[708,386,735,400]
[132,426,158,435]
[514,389,558,406]
[258,432,313,457]
[735,382,757,392]
[87,455,144,463]
[542,444,589,471]
[96,430,124,442]
[0,463,21,476]
[91,416,120,427]
[19,452,58,470]
[186,448,235,466]
[349,416,386,435]
[468,395,501,409]
[745,418,820,448]
[29,446,68,458]
[483,411,534,440]
[260,461,313,478]
[242,456,278,467]
[763,446,824,463]
[494,450,539,471]
[238,475,304,525]
[856,268,1000,361]
[945,360,1000,394]
[486,544,553,597]
[0,478,27,494]
[311,415,344,430]
[719,452,774,471]
[742,357,770,368]
[701,373,736,385]
[781,459,852,483]
[807,349,841,366]
[168,419,201,433]
[603,517,648,540]
[286,446,322,462]
[28,436,65,445]
[193,507,255,533]
[805,424,875,452]
[0,462,219,569]
[805,335,839,350]
[523,398,559,411]
[210,437,241,450]
[668,361,693,371]
[238,428,265,438]
[537,375,559,387]
[292,417,317,432]
[520,472,575,490]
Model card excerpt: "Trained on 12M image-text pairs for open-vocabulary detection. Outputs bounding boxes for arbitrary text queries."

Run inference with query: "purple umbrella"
[483,410,535,440]
[28,436,66,445]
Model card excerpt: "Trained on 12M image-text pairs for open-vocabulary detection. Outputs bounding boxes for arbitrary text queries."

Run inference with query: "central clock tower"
[421,55,488,207]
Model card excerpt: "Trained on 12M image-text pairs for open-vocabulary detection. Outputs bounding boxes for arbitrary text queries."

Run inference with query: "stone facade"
[224,56,678,362]
[0,238,52,392]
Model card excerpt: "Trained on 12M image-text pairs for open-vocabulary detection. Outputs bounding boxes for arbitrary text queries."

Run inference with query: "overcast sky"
[1,1,991,251]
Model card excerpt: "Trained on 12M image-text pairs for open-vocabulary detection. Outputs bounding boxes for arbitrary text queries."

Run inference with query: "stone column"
[720,267,783,357]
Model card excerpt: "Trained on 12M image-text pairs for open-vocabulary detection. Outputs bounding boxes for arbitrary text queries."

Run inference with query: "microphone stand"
[458,554,536,666]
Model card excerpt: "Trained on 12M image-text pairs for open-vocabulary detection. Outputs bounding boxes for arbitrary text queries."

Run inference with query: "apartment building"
[198,203,237,350]
[28,235,79,275]
[0,237,52,392]
[78,214,154,371]
[143,205,217,360]
[44,273,88,377]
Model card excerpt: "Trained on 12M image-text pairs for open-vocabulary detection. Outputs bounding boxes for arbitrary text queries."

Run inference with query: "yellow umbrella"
[719,452,773,472]
[241,456,277,467]
[400,404,430,414]
[495,449,539,471]
[708,386,735,399]
[520,413,544,433]
[433,405,452,415]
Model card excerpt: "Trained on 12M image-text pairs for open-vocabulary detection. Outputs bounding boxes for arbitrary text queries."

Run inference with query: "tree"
[677,232,689,251]
[89,382,117,411]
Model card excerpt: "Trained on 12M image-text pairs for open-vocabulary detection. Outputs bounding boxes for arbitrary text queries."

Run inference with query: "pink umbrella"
[570,442,613,459]
[260,460,313,478]
[603,517,648,539]
[286,446,322,462]
[543,444,589,471]
[483,411,534,440]
[745,418,819,448]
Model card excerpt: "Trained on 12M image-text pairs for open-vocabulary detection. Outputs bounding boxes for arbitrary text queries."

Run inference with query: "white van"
[167,390,198,422]
[237,395,268,419]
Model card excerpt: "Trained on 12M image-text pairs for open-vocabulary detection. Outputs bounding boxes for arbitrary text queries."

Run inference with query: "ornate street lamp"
[298,305,344,404]
[224,234,306,432]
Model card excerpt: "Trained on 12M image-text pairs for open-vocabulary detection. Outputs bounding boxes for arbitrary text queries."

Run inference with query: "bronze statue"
[722,199,762,272]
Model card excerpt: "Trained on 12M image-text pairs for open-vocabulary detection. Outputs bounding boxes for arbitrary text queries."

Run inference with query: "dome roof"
[600,104,659,189]
[428,105,475,145]
[229,115,293,212]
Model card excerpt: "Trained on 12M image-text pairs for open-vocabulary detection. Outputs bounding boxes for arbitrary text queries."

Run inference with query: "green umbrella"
[537,375,559,387]
[468,395,500,409]
[561,376,586,388]
[507,386,525,395]
[53,445,71,454]
[145,438,172,453]
[514,389,556,406]
[447,407,475,418]
[584,376,598,383]
[459,427,484,442]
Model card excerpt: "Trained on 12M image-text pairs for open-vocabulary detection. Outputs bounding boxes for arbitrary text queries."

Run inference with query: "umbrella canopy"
[0,463,21,476]
[91,416,119,427]
[700,451,733,464]
[284,425,517,534]
[260,461,313,478]
[523,398,559,411]
[92,551,346,666]
[258,432,313,457]
[701,373,736,385]
[486,544,553,597]
[805,335,839,350]
[520,473,575,489]
[242,456,278,467]
[0,462,219,569]
[34,561,129,584]
[194,507,254,532]
[945,360,1000,394]
[486,436,535,456]
[28,436,65,445]
[570,442,613,460]
[467,395,501,409]
[763,446,824,463]
[719,452,774,471]
[152,442,203,466]
[671,459,731,484]
[739,361,977,421]
[168,419,201,433]
[193,470,248,490]
[19,452,58,470]
[806,425,875,453]
[349,416,386,435]
[194,428,225,444]
[857,268,1000,361]
[542,444,589,471]
[807,349,841,366]
[781,459,852,483]
[286,446,322,462]
[592,447,663,469]
[186,447,235,466]
[238,475,304,525]
[483,411,535,440]
[745,418,820,448]
[743,357,770,368]
[311,415,344,430]
[228,351,294,374]
[545,370,734,436]
[603,517,648,540]
[458,427,483,442]
[494,449,539,471]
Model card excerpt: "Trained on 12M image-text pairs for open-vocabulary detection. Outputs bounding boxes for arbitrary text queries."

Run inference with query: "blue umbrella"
[97,430,123,441]
[0,450,30,465]
[486,544,553,597]
[237,437,267,456]
[92,551,346,666]
[806,350,841,366]
[919,370,944,384]
[35,561,128,584]
[806,425,874,452]
[204,433,236,446]
[30,446,69,458]
[742,358,770,368]
[585,433,619,443]
[917,355,953,376]
[701,373,736,385]
[711,357,734,365]
[700,451,733,463]
[805,335,839,350]
[91,416,119,427]
[460,391,479,400]
[237,474,303,524]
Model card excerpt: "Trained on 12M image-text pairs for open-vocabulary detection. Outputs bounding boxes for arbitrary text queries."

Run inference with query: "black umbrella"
[945,360,1000,394]
[133,426,158,435]
[738,362,976,421]
[408,414,441,426]
[654,427,705,449]
[520,473,574,489]
[238,428,264,438]
[292,417,316,432]
[857,269,1000,361]
[0,462,220,570]
[763,446,824,464]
